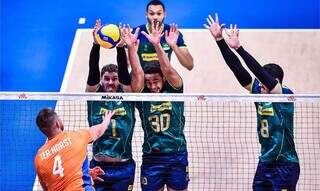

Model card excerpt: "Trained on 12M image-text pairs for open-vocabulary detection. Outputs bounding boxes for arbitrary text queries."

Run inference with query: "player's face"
[145,73,165,93]
[146,5,165,28]
[101,72,120,92]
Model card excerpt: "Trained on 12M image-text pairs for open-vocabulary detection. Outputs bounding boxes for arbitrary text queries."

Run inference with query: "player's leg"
[166,151,189,191]
[111,158,136,191]
[90,158,136,191]
[252,161,273,191]
[141,153,165,191]
[271,162,300,191]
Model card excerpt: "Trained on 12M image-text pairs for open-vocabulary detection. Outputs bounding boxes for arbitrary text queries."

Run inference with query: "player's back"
[34,130,93,191]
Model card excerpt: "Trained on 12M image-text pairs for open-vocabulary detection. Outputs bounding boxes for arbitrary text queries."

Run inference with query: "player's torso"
[251,79,298,163]
[87,88,136,159]
[137,82,186,154]
[136,24,174,69]
[35,132,91,191]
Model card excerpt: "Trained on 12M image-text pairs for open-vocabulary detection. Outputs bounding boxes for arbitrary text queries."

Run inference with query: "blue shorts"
[90,158,136,191]
[141,151,189,191]
[253,161,300,191]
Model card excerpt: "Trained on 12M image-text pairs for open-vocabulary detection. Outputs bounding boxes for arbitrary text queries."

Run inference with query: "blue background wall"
[0,0,319,190]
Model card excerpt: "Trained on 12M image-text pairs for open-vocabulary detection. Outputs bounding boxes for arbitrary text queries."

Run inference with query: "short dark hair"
[101,64,118,77]
[263,63,284,83]
[146,0,165,11]
[36,108,58,135]
[144,61,163,77]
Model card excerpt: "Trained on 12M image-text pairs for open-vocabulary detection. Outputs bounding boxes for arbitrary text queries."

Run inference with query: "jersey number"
[52,155,64,177]
[260,119,269,138]
[111,119,118,137]
[148,114,170,132]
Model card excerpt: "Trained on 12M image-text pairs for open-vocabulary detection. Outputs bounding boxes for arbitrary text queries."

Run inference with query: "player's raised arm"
[86,19,102,92]
[225,24,281,94]
[120,25,144,92]
[116,24,131,86]
[142,23,182,89]
[89,110,115,141]
[165,23,194,70]
[205,13,252,91]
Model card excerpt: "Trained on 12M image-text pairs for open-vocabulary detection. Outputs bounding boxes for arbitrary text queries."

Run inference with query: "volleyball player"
[205,13,300,191]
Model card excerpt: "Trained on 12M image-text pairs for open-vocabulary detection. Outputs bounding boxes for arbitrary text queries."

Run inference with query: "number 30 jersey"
[136,82,186,154]
[34,130,93,191]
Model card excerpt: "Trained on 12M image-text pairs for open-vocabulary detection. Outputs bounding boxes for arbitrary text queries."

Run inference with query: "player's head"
[100,64,120,92]
[36,108,64,138]
[260,63,284,93]
[144,61,165,93]
[263,63,284,83]
[146,0,166,28]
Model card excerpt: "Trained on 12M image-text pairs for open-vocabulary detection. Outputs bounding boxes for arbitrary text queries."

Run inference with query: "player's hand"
[93,19,102,44]
[89,166,105,182]
[165,23,179,48]
[120,24,140,51]
[225,24,241,49]
[204,13,225,41]
[141,20,162,46]
[102,111,115,126]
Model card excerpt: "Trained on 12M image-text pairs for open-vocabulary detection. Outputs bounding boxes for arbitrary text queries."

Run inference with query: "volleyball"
[95,24,120,49]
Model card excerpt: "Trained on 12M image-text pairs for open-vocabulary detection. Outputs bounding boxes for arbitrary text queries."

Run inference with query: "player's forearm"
[171,44,194,70]
[154,43,172,74]
[216,39,252,87]
[89,119,109,141]
[236,46,278,90]
[117,46,131,85]
[87,44,101,86]
[155,43,182,87]
[127,46,144,92]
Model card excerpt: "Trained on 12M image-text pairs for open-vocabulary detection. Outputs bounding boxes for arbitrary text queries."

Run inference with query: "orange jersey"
[34,130,93,191]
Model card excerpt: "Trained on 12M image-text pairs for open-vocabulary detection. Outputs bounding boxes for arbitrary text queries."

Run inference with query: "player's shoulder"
[135,24,147,32]
[163,23,170,30]
[281,84,293,94]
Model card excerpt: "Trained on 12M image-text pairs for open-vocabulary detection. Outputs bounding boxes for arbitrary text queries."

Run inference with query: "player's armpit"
[244,82,253,92]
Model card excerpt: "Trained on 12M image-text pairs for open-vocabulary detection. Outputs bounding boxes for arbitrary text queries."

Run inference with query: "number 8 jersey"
[252,79,299,163]
[136,82,186,154]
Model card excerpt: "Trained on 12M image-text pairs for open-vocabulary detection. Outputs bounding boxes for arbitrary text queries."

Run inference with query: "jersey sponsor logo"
[150,102,172,113]
[99,107,127,116]
[141,53,158,62]
[257,104,274,116]
[101,95,123,100]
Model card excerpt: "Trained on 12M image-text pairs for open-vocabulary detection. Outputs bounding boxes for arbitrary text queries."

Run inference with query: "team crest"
[162,43,170,51]
[142,176,148,185]
[127,184,133,191]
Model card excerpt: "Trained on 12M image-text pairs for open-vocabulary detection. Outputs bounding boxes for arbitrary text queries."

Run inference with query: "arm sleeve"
[236,46,278,90]
[117,46,131,85]
[87,44,101,86]
[216,39,252,87]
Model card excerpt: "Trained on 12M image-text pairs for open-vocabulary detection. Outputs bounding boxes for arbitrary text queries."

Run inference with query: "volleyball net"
[1,92,319,190]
